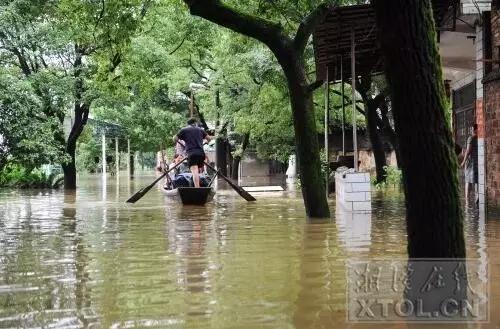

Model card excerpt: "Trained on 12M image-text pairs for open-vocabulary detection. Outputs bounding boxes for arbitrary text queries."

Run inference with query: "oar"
[204,161,256,201]
[208,171,218,187]
[126,158,185,203]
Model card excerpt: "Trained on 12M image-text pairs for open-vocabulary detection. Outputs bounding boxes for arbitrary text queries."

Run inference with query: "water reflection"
[0,176,499,328]
[336,205,372,252]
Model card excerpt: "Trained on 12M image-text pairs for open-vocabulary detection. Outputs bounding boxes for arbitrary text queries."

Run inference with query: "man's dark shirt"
[177,125,207,156]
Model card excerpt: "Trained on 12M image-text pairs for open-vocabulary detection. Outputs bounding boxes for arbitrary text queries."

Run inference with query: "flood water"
[0,174,499,328]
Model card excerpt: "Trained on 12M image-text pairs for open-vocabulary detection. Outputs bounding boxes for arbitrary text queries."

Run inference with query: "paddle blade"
[126,175,164,203]
[125,158,185,204]
[126,186,152,203]
[224,178,256,201]
[203,161,256,202]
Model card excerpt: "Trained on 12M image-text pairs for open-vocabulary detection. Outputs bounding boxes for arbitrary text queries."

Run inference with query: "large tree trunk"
[372,0,465,258]
[63,49,89,190]
[62,149,77,189]
[281,54,329,217]
[366,104,387,183]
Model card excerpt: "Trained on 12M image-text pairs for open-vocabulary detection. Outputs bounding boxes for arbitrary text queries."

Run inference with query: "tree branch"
[186,54,208,80]
[308,79,324,92]
[169,33,188,55]
[294,3,331,52]
[184,0,290,54]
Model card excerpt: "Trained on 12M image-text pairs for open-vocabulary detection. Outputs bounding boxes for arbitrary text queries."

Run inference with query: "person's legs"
[190,165,200,187]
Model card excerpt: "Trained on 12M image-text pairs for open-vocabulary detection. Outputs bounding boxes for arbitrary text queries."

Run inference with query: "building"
[441,0,500,210]
[312,1,500,212]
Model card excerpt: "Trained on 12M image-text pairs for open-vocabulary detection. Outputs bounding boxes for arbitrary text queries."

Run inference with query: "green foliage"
[0,163,63,188]
[76,127,100,173]
[0,0,152,177]
[1,0,371,179]
[0,69,68,169]
[372,165,402,189]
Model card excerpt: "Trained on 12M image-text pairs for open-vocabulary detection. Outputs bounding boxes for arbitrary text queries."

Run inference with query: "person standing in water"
[461,123,479,205]
[173,118,211,187]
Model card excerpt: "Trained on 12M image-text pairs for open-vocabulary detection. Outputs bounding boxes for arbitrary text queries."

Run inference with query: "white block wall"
[335,172,372,212]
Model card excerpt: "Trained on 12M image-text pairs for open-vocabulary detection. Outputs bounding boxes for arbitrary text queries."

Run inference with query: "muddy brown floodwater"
[0,174,499,328]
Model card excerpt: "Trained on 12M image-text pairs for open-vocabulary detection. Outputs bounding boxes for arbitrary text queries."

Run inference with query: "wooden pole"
[102,134,106,177]
[127,138,131,177]
[341,55,346,156]
[351,29,358,171]
[324,65,330,198]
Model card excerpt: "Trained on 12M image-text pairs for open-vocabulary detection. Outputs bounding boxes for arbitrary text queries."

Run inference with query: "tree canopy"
[1,0,365,175]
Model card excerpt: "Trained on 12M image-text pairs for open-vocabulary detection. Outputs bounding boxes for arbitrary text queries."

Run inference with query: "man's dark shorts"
[187,153,205,167]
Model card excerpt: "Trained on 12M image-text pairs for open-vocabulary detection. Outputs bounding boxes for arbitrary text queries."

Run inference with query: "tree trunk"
[231,132,250,180]
[129,153,135,178]
[366,104,387,183]
[372,0,465,258]
[216,137,228,176]
[231,157,241,180]
[63,49,89,190]
[62,149,77,189]
[357,77,388,183]
[280,53,329,217]
[379,101,401,167]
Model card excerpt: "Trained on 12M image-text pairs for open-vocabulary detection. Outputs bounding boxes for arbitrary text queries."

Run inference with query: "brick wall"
[483,7,500,208]
[492,6,500,70]
[484,77,500,207]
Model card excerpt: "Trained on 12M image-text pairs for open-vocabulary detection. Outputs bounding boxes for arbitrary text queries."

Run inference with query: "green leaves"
[0,69,68,169]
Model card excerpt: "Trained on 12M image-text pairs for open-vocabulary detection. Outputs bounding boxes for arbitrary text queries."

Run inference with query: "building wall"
[358,150,398,173]
[484,78,500,206]
[483,6,500,208]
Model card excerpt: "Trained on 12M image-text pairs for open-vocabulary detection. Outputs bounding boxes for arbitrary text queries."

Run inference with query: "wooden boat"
[162,186,215,205]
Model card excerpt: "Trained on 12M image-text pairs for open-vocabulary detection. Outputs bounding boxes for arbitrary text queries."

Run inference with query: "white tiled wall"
[335,172,372,212]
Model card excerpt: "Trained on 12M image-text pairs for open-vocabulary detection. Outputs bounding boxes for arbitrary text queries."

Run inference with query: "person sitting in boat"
[173,118,212,188]
[173,139,190,174]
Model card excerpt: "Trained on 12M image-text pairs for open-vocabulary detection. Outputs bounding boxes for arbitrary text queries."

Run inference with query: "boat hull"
[162,187,215,205]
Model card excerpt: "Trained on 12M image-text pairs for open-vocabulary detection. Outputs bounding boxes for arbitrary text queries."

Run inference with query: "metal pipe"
[351,29,358,171]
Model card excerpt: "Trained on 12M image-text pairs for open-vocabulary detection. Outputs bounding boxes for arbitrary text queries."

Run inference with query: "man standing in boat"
[173,118,212,188]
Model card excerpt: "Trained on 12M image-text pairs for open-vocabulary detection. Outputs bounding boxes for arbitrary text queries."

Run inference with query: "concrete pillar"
[475,25,486,214]
[102,134,106,177]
